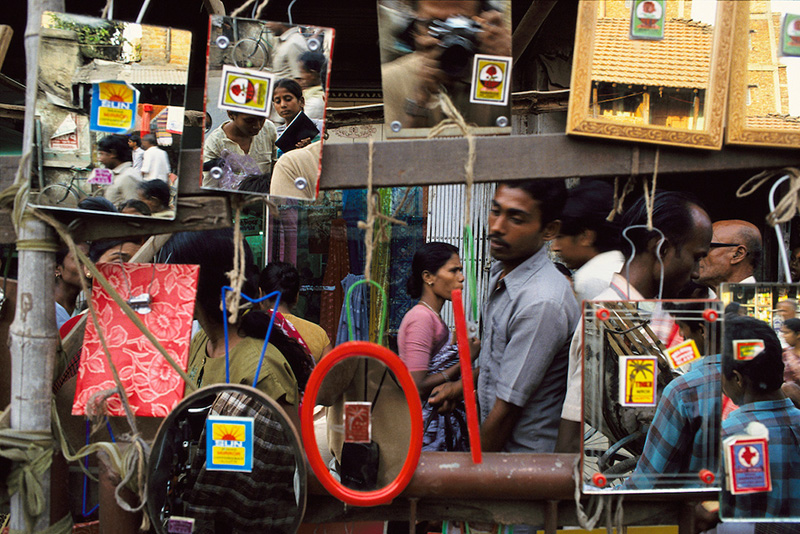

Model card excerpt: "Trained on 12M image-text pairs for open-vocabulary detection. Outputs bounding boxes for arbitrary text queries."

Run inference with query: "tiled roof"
[73,59,188,86]
[746,114,800,130]
[592,18,713,89]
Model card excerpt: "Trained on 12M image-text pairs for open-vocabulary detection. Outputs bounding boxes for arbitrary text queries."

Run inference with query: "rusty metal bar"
[544,500,559,534]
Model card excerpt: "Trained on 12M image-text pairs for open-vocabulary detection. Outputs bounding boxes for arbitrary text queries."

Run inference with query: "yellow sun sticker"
[206,415,254,471]
[619,356,658,407]
[90,81,139,133]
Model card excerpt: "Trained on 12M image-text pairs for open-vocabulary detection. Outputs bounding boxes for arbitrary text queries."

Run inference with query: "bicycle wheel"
[36,183,81,208]
[232,39,268,70]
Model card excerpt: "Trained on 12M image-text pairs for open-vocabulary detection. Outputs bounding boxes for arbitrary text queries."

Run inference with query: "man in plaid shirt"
[720,315,800,519]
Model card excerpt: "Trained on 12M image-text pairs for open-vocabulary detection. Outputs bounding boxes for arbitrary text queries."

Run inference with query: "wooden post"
[8,0,64,531]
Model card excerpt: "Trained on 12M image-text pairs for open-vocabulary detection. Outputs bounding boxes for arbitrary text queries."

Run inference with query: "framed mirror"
[726,1,800,148]
[32,12,190,219]
[581,299,723,493]
[567,0,735,150]
[147,384,307,534]
[718,283,800,521]
[202,16,333,200]
[377,0,513,138]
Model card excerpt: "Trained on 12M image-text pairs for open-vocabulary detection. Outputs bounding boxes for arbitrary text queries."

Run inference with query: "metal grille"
[426,183,496,329]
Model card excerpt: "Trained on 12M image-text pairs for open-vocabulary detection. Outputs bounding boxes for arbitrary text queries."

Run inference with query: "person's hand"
[411,31,445,106]
[474,10,511,57]
[429,380,463,414]
[469,336,481,361]
[295,137,312,149]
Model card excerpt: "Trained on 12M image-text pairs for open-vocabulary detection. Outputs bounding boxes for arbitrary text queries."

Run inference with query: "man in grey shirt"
[431,179,579,452]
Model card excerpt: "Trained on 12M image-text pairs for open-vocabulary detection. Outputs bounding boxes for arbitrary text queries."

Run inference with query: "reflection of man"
[269,141,321,200]
[266,22,309,81]
[555,192,713,452]
[697,219,762,294]
[382,0,512,130]
[431,180,579,453]
[141,134,171,182]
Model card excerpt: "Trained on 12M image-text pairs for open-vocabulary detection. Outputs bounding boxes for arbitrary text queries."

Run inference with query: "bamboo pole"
[8,0,64,531]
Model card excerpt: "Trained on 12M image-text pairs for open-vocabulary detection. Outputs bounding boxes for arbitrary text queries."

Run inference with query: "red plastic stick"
[300,341,423,506]
[451,289,483,464]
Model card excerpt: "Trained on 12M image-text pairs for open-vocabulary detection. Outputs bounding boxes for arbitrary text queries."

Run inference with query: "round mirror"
[147,384,306,534]
[301,341,423,507]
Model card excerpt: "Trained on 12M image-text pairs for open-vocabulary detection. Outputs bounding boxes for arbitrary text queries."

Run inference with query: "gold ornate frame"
[725,1,800,148]
[566,0,735,150]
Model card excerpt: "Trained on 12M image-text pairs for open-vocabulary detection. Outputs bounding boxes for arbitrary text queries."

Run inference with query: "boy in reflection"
[202,111,277,188]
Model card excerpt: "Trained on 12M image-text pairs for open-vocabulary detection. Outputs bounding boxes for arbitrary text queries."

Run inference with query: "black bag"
[339,363,389,490]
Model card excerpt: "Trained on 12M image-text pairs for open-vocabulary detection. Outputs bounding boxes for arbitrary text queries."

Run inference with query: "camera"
[428,15,483,79]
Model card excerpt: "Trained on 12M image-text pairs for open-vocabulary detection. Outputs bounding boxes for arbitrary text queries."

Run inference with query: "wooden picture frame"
[567,0,736,150]
[725,0,800,148]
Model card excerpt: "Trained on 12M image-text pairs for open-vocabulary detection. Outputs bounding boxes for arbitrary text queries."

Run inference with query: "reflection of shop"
[720,284,799,327]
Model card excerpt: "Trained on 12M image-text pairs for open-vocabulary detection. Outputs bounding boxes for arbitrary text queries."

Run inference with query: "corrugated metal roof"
[592,18,713,89]
[73,59,188,86]
[746,114,800,130]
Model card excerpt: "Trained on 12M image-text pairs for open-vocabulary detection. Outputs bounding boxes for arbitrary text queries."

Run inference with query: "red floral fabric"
[72,263,199,417]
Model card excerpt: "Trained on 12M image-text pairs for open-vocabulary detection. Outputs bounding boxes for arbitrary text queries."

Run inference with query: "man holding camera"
[382,0,511,129]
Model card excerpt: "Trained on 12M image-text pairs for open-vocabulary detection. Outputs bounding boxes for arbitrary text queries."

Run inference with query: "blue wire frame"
[81,420,117,517]
[221,286,281,388]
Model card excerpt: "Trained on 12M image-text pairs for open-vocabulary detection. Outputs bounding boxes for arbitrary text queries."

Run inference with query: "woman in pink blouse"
[398,242,465,399]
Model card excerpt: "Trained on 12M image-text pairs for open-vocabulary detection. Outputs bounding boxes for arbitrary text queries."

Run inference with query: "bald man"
[697,219,762,293]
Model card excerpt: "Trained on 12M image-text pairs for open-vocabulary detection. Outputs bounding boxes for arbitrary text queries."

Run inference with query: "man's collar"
[608,272,646,300]
[492,247,548,296]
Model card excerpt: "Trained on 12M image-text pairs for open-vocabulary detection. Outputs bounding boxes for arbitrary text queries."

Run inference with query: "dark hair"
[619,191,705,259]
[142,133,158,146]
[299,51,327,88]
[160,230,312,390]
[119,199,152,216]
[138,179,171,209]
[559,180,621,253]
[724,301,743,318]
[663,300,720,340]
[553,262,572,280]
[498,179,568,226]
[783,317,800,334]
[78,197,119,213]
[407,242,459,298]
[275,78,304,100]
[129,132,141,147]
[722,315,784,393]
[56,246,69,267]
[259,262,301,307]
[97,135,132,163]
[88,238,140,262]
[238,173,271,194]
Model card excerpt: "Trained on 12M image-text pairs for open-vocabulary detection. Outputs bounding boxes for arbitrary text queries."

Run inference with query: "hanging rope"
[641,149,659,231]
[231,0,268,18]
[736,167,800,226]
[225,201,248,323]
[607,175,636,222]
[571,457,605,530]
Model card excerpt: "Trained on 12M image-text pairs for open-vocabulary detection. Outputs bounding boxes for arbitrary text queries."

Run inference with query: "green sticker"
[781,13,800,57]
[630,0,666,41]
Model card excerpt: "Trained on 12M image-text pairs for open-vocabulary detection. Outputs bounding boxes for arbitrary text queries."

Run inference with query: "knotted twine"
[606,148,660,231]
[231,0,271,18]
[736,167,800,227]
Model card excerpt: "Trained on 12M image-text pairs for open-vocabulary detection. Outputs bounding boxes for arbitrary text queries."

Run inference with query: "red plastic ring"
[702,309,718,322]
[592,472,607,488]
[300,341,423,507]
[699,469,715,484]
[596,308,610,321]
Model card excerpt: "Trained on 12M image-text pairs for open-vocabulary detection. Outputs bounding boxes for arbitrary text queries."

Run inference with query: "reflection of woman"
[273,79,323,156]
[298,51,327,120]
[259,261,332,362]
[161,230,313,413]
[399,242,471,451]
[54,243,88,329]
[202,111,277,188]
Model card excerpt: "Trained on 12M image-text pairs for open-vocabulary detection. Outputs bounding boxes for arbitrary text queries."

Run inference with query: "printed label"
[619,356,658,407]
[90,81,139,133]
[666,339,701,369]
[344,401,372,443]
[733,339,765,361]
[205,415,254,472]
[470,54,512,106]
[218,65,274,117]
[630,0,666,40]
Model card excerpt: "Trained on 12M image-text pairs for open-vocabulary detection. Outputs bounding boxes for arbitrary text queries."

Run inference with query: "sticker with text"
[205,415,254,472]
[344,401,372,443]
[217,65,274,117]
[90,81,139,134]
[167,517,195,534]
[781,13,800,57]
[619,356,658,407]
[724,437,771,494]
[469,54,511,106]
[87,168,113,185]
[666,339,701,369]
[732,339,765,361]
[630,0,666,40]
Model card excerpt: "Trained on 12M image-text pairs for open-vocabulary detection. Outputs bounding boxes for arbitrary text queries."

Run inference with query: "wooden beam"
[512,0,560,63]
[0,26,12,72]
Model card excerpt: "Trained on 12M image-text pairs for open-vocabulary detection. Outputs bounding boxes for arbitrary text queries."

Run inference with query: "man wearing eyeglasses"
[697,219,762,295]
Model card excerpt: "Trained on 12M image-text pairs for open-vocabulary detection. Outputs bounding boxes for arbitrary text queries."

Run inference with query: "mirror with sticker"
[311,356,412,492]
[147,384,307,534]
[31,12,190,219]
[581,299,724,494]
[377,0,513,138]
[718,282,800,521]
[202,16,333,200]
